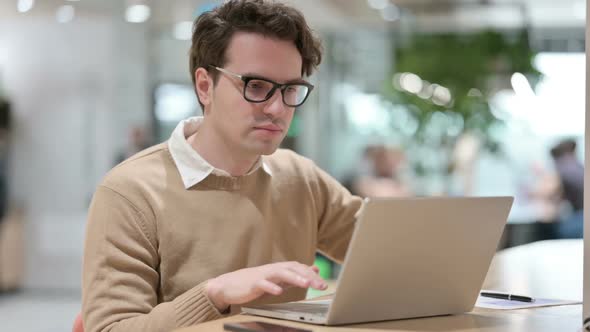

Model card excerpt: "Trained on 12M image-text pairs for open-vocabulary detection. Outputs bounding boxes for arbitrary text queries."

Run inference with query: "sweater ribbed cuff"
[173,281,227,327]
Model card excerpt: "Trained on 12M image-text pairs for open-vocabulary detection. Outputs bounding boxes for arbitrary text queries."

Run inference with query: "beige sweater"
[82,143,362,332]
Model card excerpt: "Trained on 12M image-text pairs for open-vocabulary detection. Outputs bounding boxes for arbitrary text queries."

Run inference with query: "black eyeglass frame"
[208,65,314,107]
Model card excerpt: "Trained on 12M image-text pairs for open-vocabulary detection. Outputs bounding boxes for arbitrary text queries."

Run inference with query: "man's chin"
[247,141,281,156]
[259,145,281,156]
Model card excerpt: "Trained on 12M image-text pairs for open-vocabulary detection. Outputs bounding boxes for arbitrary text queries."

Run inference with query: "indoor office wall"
[151,34,201,142]
[297,28,394,178]
[154,36,192,84]
[0,17,151,290]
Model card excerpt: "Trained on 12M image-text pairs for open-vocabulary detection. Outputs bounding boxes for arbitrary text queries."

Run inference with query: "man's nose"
[262,89,289,116]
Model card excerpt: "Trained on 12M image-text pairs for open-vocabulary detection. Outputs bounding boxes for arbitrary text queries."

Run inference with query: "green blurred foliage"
[385,29,540,178]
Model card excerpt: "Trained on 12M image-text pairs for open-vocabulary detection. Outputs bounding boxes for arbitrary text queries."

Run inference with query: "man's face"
[205,32,303,157]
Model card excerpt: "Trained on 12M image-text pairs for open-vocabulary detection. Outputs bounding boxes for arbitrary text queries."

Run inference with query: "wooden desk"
[176,240,583,332]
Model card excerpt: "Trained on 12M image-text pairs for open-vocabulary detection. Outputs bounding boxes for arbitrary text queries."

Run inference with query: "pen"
[480,291,534,302]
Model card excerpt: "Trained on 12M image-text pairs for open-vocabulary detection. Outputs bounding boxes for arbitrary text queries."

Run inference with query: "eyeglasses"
[208,65,314,107]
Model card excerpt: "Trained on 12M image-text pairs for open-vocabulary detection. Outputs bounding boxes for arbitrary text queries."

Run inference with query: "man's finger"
[287,263,326,290]
[270,268,311,289]
[255,279,283,296]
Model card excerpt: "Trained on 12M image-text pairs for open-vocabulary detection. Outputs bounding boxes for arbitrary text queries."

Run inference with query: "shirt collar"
[168,116,272,189]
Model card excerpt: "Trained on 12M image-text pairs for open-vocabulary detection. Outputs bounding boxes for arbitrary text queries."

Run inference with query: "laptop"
[242,196,513,325]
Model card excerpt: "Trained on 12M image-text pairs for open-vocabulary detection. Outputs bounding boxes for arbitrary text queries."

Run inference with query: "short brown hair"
[551,139,577,160]
[189,0,323,101]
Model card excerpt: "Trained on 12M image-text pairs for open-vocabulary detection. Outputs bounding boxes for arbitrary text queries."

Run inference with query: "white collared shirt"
[168,116,272,189]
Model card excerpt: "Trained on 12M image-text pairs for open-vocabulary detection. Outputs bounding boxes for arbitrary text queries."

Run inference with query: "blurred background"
[0,0,585,330]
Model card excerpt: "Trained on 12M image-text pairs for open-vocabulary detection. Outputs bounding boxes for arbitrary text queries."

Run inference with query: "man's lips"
[254,124,283,132]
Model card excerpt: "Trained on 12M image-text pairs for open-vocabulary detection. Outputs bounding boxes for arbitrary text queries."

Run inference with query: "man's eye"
[248,81,265,89]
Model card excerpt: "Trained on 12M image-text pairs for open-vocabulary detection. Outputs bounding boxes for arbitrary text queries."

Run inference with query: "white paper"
[475,295,581,310]
[303,294,581,310]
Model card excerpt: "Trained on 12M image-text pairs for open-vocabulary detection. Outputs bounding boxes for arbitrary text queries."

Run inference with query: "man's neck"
[187,121,258,177]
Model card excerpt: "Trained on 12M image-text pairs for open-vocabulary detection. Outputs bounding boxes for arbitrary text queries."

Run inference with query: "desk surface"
[176,240,583,332]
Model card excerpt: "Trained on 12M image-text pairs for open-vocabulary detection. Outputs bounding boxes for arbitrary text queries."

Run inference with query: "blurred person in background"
[114,126,152,165]
[550,138,584,239]
[81,1,362,332]
[0,96,10,293]
[520,161,561,223]
[449,133,480,196]
[0,96,11,224]
[351,145,412,198]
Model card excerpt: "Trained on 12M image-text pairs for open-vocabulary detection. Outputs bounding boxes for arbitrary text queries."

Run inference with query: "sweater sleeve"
[313,165,364,264]
[82,186,225,332]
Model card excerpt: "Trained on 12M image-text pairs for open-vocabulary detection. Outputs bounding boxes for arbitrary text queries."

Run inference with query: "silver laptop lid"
[326,196,513,325]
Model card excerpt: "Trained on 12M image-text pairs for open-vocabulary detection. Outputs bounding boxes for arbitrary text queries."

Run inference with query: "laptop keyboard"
[266,302,330,315]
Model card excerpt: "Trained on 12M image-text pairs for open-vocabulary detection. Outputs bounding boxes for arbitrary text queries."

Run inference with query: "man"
[0,97,10,222]
[550,139,584,238]
[82,1,362,331]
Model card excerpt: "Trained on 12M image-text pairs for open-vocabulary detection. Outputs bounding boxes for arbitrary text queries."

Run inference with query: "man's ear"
[195,67,213,107]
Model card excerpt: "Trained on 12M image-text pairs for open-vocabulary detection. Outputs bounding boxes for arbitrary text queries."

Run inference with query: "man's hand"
[205,261,327,312]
